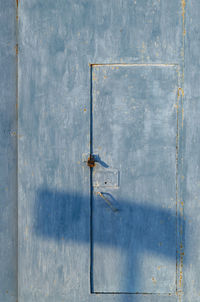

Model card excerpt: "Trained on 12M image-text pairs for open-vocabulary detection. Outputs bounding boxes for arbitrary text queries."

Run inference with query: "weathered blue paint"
[92,65,179,293]
[184,1,200,301]
[0,1,17,301]
[2,0,200,301]
[18,1,184,301]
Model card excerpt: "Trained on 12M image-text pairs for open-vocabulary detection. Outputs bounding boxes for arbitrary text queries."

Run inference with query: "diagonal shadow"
[34,187,185,295]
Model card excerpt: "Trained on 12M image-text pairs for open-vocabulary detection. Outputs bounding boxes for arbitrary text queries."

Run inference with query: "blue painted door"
[18,1,185,302]
[91,65,179,294]
[3,0,200,301]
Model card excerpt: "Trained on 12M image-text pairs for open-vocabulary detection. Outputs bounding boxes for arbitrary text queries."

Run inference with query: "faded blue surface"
[184,1,200,301]
[0,1,17,302]
[92,65,178,293]
[0,0,187,301]
[18,1,184,301]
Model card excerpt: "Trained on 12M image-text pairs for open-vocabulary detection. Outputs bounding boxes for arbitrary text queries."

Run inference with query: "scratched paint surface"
[14,0,198,301]
[92,65,178,294]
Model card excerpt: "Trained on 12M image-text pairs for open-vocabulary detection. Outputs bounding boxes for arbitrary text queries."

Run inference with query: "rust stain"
[87,155,95,168]
[181,0,186,25]
[181,0,186,41]
[181,0,186,86]
[15,44,18,56]
[178,87,184,98]
[179,243,184,288]
[92,72,97,82]
[16,0,18,21]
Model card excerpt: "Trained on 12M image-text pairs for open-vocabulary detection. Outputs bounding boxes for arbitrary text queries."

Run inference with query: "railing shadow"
[34,187,185,295]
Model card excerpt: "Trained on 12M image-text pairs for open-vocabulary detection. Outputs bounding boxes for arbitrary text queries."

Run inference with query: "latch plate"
[93,169,119,188]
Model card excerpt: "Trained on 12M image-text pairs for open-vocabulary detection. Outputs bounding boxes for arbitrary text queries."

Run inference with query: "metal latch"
[82,153,109,168]
[96,192,118,212]
[87,154,96,168]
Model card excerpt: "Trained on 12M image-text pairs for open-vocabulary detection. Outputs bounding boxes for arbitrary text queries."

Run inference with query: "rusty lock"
[87,154,96,168]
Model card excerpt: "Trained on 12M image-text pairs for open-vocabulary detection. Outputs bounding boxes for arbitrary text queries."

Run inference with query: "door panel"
[18,0,187,301]
[92,65,178,294]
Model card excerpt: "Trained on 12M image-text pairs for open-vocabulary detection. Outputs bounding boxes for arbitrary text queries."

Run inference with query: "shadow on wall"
[34,188,185,293]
